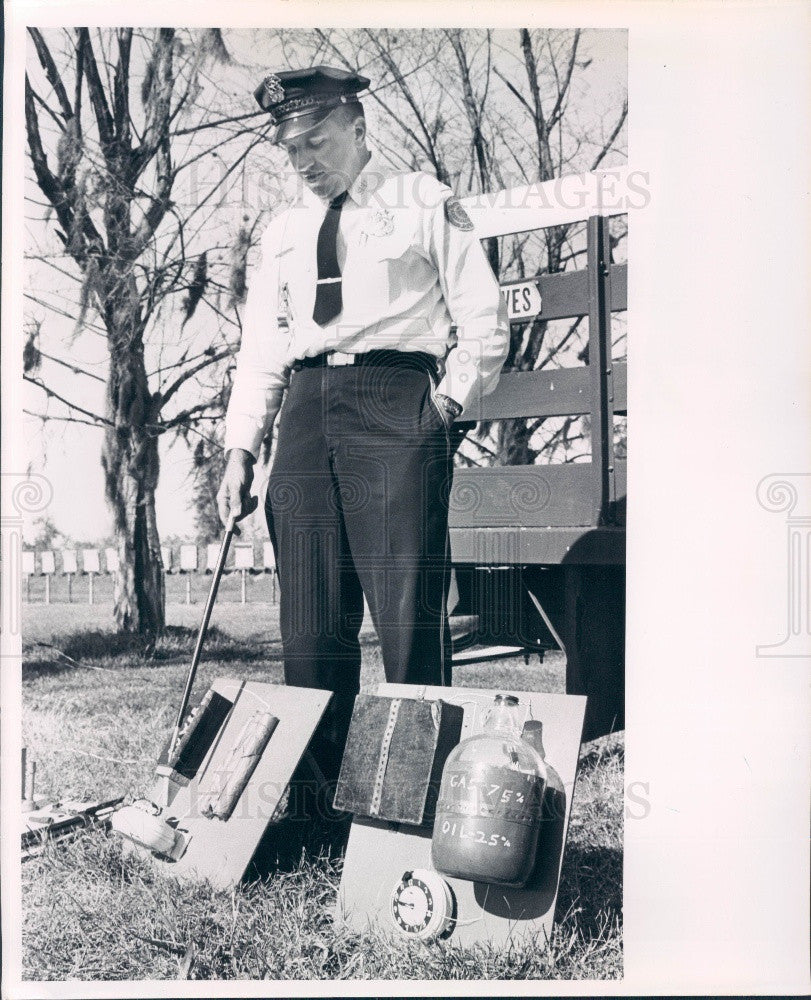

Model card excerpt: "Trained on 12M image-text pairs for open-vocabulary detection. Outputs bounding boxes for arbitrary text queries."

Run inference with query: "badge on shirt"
[277,280,292,332]
[362,208,395,239]
[444,197,474,231]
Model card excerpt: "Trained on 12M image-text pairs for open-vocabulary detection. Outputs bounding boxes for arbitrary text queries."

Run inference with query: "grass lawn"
[21,602,623,981]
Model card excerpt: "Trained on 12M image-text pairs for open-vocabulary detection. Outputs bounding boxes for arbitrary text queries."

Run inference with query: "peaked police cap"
[254,66,370,143]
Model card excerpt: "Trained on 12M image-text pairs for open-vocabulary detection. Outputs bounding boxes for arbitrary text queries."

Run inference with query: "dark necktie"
[312,189,349,325]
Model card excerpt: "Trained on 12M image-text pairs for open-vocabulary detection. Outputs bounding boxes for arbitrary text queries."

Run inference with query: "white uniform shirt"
[224,150,510,459]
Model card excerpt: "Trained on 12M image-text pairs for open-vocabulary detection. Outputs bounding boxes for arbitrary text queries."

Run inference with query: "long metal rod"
[525,587,566,653]
[167,513,236,761]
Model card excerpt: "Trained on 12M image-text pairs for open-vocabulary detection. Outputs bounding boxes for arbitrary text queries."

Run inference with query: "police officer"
[218,66,509,779]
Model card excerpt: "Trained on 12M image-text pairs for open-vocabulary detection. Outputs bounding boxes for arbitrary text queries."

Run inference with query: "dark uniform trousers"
[264,351,458,779]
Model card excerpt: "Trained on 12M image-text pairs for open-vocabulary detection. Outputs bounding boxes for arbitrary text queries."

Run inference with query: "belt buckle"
[326,351,356,367]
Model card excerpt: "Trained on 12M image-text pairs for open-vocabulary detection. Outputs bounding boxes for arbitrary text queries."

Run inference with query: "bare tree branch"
[519,28,553,180]
[113,28,133,146]
[156,399,220,430]
[24,374,110,425]
[548,30,580,128]
[36,347,107,382]
[173,109,266,137]
[158,348,232,408]
[28,85,66,132]
[78,28,115,153]
[24,75,63,208]
[538,317,584,369]
[591,99,628,170]
[492,66,534,117]
[28,28,74,121]
[24,409,105,430]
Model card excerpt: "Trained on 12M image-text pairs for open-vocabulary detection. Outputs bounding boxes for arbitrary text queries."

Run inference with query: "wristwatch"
[434,393,463,422]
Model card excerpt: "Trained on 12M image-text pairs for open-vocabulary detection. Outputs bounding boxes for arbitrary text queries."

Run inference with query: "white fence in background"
[21,542,278,605]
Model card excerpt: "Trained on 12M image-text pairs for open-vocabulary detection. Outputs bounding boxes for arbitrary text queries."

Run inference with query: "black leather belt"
[292,349,438,374]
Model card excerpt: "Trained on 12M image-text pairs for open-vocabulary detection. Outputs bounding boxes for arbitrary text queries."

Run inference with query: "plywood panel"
[337,684,586,948]
[133,680,331,890]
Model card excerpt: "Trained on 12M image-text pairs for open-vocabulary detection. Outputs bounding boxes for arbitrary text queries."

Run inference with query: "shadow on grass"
[577,733,625,774]
[554,843,622,938]
[22,626,284,678]
[245,777,352,881]
[151,625,283,664]
[20,657,75,680]
[22,632,152,678]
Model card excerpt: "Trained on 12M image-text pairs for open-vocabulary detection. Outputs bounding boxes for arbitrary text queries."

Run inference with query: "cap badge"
[262,74,286,105]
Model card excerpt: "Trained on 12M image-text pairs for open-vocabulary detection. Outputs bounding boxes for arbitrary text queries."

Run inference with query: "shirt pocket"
[347,213,421,319]
[371,224,416,262]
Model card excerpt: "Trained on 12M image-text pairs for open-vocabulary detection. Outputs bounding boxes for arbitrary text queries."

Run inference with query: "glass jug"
[431,694,547,887]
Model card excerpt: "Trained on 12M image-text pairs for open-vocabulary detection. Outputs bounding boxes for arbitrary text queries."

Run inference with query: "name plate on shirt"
[500,279,542,322]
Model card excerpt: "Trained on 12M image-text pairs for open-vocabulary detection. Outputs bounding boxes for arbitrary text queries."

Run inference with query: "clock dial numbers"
[389,869,454,940]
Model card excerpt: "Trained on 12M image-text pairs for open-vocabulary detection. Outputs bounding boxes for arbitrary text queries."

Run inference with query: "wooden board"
[336,684,587,948]
[129,679,331,890]
[461,362,627,422]
[449,525,626,565]
[450,464,595,528]
[449,461,627,533]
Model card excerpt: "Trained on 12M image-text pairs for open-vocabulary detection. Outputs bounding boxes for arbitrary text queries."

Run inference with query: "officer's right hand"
[217,449,259,534]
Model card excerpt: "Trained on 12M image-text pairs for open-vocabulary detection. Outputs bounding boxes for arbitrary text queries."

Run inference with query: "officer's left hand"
[434,392,463,431]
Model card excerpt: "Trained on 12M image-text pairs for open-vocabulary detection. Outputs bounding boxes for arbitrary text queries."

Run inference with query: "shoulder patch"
[444,197,474,231]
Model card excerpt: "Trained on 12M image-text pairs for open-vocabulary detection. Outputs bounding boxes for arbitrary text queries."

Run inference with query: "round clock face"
[390,869,453,940]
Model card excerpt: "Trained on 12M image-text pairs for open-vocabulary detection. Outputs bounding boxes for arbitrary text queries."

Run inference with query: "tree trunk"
[100,277,165,640]
[498,419,534,467]
[108,448,165,640]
